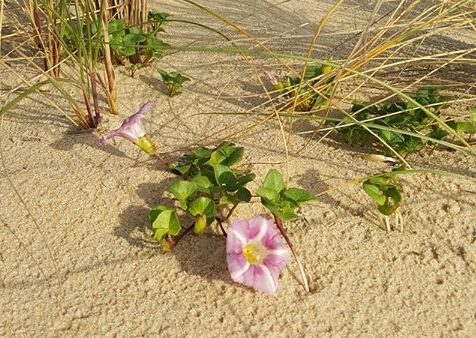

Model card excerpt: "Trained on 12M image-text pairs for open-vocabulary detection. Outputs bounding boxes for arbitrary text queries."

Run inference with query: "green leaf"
[190,175,213,190]
[151,207,181,240]
[236,172,256,188]
[256,186,280,202]
[456,122,476,134]
[147,35,169,58]
[362,182,386,206]
[207,142,244,166]
[219,195,232,206]
[469,106,476,122]
[191,147,211,159]
[263,202,298,221]
[148,11,170,24]
[188,197,215,224]
[386,186,402,205]
[169,180,198,209]
[282,188,315,203]
[235,187,251,202]
[108,19,126,37]
[260,169,285,194]
[149,205,171,224]
[213,164,237,191]
[367,176,388,186]
[123,32,146,45]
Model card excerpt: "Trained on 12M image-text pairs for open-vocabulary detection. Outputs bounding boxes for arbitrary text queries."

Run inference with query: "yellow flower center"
[243,241,266,265]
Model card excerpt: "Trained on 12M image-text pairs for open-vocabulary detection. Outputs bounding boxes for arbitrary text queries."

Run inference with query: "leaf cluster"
[108,18,170,62]
[256,169,315,221]
[329,88,475,155]
[362,171,402,216]
[149,142,255,244]
[158,70,191,96]
[273,64,335,111]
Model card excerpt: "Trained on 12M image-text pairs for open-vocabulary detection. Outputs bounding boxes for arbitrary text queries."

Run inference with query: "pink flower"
[263,71,279,87]
[226,216,290,294]
[100,101,156,155]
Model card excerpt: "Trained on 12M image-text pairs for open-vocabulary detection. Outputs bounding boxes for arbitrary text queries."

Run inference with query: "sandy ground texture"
[1,0,476,337]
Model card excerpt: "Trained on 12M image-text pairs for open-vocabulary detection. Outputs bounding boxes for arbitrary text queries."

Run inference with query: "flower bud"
[321,64,333,74]
[193,215,207,235]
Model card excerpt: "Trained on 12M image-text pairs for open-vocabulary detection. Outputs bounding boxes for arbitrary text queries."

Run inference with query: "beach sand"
[1,0,475,336]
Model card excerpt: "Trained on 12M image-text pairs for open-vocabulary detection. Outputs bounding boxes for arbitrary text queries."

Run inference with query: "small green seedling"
[363,169,403,231]
[158,70,191,96]
[148,10,170,32]
[256,169,315,221]
[267,64,335,111]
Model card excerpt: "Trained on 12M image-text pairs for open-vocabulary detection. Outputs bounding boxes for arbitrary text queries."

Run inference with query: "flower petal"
[101,101,154,144]
[100,130,122,145]
[240,264,279,294]
[227,253,249,281]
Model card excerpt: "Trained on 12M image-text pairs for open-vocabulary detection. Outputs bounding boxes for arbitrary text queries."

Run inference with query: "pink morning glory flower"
[226,215,291,294]
[100,101,157,155]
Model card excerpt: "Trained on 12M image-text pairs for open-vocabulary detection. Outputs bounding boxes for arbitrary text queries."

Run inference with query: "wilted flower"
[100,101,156,155]
[226,215,290,294]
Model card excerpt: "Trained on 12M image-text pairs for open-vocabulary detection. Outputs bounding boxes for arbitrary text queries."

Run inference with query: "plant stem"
[274,216,310,293]
[222,204,238,222]
[90,72,101,126]
[217,219,227,237]
[170,223,194,249]
[82,88,94,127]
[101,9,118,114]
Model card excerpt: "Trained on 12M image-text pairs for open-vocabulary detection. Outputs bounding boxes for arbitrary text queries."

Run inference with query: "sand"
[1,0,476,337]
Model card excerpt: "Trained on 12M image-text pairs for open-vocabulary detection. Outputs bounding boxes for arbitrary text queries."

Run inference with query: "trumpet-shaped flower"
[100,101,156,155]
[226,216,290,294]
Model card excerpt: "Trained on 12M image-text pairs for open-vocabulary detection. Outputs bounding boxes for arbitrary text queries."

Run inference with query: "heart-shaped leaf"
[363,181,386,206]
[188,197,215,223]
[260,169,285,194]
[282,188,315,203]
[169,180,198,209]
[150,206,181,241]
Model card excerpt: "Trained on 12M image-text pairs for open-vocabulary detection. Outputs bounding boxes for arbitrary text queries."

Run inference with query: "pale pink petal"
[228,219,253,239]
[100,130,121,145]
[241,264,279,294]
[101,101,154,144]
[226,227,246,254]
[227,253,249,281]
[263,251,291,270]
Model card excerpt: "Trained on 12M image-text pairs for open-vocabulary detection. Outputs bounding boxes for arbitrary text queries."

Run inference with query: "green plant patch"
[327,88,476,155]
[158,70,191,96]
[270,64,336,111]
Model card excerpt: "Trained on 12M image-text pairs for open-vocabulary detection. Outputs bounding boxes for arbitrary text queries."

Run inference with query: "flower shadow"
[49,126,129,158]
